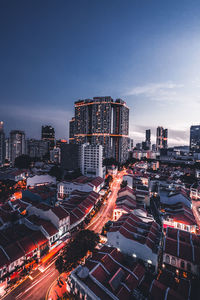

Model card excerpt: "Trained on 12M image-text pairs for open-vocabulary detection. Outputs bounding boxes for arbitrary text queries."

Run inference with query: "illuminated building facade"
[10,130,26,165]
[0,121,5,166]
[70,96,129,163]
[41,125,55,150]
[190,125,200,152]
[69,117,75,143]
[156,126,168,150]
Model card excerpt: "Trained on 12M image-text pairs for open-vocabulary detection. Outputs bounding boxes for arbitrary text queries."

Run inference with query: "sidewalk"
[47,273,69,300]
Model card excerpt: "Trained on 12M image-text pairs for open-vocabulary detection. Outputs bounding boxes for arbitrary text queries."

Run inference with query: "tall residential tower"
[156,127,168,150]
[0,121,5,166]
[41,125,55,150]
[190,125,200,152]
[70,97,129,163]
[10,130,25,165]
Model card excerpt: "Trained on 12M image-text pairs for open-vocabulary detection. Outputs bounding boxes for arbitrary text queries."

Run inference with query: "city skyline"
[1,0,200,145]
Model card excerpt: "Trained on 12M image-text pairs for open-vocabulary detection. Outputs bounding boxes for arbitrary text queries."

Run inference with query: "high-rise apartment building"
[80,143,105,178]
[27,139,49,159]
[41,125,55,150]
[70,96,129,163]
[0,121,5,166]
[145,129,151,150]
[5,138,10,161]
[50,147,61,164]
[190,125,200,152]
[156,127,168,150]
[10,130,25,165]
[61,144,81,171]
[69,117,75,144]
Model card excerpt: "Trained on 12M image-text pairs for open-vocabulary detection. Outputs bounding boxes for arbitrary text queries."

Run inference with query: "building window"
[165,255,170,264]
[181,261,185,269]
[171,257,176,266]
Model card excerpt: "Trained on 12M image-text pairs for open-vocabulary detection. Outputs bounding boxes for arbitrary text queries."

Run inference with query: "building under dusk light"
[70,96,129,163]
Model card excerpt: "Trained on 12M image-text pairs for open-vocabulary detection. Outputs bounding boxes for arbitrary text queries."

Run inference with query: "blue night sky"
[1,0,200,146]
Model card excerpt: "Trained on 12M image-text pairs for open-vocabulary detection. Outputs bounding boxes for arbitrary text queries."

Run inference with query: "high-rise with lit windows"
[10,130,25,165]
[190,125,200,152]
[70,96,129,163]
[156,126,168,150]
[0,121,5,166]
[41,125,55,150]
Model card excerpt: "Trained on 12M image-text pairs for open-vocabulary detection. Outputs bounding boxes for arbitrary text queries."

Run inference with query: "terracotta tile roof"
[4,242,25,263]
[51,206,69,220]
[108,212,160,251]
[27,215,58,236]
[73,245,145,300]
[164,227,200,264]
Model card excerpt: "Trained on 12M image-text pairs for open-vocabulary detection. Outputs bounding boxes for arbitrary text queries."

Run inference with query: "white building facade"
[80,143,105,178]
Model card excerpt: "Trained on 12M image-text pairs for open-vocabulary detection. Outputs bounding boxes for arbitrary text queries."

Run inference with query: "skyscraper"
[190,125,200,152]
[70,96,129,163]
[10,130,25,165]
[41,125,55,150]
[69,117,75,144]
[0,121,5,166]
[145,129,151,150]
[156,127,168,150]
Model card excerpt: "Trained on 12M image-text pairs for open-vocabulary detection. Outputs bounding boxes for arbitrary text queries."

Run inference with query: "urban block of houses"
[24,214,59,248]
[0,224,48,283]
[159,188,191,209]
[61,190,100,230]
[0,169,28,182]
[162,202,198,234]
[22,185,57,206]
[57,176,104,200]
[113,186,137,221]
[26,174,56,188]
[67,245,146,300]
[163,227,200,277]
[139,270,191,300]
[107,212,161,271]
[26,202,70,238]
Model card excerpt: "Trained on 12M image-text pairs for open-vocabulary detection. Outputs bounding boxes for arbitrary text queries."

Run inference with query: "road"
[87,171,125,233]
[2,261,59,300]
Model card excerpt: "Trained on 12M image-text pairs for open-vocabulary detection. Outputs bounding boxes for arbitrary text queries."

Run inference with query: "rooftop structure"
[107,212,161,271]
[67,245,145,300]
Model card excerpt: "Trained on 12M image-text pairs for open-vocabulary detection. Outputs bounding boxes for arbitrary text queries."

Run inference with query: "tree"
[56,230,100,273]
[105,175,113,187]
[15,155,32,169]
[49,166,63,181]
[103,157,119,167]
[55,256,64,273]
[120,180,127,189]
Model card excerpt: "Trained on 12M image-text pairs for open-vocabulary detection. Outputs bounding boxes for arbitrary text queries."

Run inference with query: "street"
[2,261,59,300]
[87,171,125,233]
